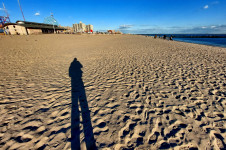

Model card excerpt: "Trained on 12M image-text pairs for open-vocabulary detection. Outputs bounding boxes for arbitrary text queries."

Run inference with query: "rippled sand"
[0,34,225,149]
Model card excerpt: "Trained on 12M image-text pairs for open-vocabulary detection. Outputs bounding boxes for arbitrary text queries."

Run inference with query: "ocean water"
[174,38,226,48]
[140,34,226,48]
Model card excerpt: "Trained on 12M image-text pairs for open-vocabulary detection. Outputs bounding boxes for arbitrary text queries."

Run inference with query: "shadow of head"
[69,58,83,79]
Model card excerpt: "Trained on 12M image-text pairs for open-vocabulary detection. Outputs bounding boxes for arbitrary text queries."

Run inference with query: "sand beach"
[0,34,225,149]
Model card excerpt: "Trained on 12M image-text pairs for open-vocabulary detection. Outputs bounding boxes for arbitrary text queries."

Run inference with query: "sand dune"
[0,34,225,149]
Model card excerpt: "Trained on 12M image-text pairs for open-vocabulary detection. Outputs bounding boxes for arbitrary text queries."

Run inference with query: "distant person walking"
[163,35,167,39]
[170,35,173,41]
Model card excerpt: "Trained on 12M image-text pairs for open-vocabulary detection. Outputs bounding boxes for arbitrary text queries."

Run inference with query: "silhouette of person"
[69,58,96,150]
[163,35,166,39]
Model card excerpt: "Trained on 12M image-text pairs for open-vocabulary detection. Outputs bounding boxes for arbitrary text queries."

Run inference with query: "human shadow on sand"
[69,58,97,150]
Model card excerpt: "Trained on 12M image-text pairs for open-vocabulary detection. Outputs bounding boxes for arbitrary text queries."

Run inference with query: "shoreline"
[137,34,226,48]
[173,38,226,48]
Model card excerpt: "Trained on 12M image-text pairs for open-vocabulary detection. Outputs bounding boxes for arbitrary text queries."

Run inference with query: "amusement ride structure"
[44,13,59,33]
[0,2,10,28]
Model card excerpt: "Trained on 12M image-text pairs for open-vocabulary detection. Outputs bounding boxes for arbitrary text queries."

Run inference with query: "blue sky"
[0,0,226,33]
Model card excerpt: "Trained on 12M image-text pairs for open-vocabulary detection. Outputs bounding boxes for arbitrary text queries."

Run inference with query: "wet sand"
[0,34,225,149]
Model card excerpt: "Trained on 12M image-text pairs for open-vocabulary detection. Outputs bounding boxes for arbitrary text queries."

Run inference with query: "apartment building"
[73,21,93,33]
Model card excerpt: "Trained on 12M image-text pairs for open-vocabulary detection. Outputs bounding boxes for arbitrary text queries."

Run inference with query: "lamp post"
[52,20,56,34]
[53,24,55,34]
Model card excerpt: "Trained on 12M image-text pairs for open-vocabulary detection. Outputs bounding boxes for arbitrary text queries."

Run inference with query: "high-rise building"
[86,24,93,32]
[73,21,93,33]
[73,24,79,32]
[78,21,86,32]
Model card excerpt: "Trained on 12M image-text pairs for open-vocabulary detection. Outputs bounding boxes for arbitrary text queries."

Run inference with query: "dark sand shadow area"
[69,58,97,150]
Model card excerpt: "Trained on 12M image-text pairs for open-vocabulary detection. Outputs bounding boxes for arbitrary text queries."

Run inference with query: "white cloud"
[203,5,209,9]
[180,25,226,34]
[119,24,133,29]
[34,12,40,16]
[212,1,219,5]
[119,24,226,34]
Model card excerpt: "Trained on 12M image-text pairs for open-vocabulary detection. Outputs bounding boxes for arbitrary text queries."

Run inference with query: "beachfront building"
[3,23,28,35]
[3,21,65,35]
[73,24,79,32]
[116,31,123,34]
[62,26,74,33]
[86,24,93,33]
[73,21,93,33]
[108,30,115,34]
[78,21,86,32]
[107,30,123,34]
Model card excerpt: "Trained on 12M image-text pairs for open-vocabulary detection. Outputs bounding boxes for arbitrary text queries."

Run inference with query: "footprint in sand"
[93,118,109,135]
